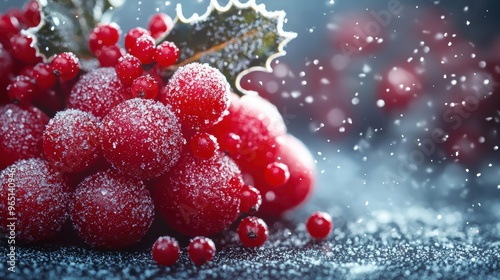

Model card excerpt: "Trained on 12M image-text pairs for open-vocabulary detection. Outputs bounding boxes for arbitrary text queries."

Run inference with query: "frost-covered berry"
[237,216,268,247]
[51,52,80,81]
[0,158,68,242]
[43,109,102,173]
[188,236,216,266]
[152,236,180,266]
[161,62,231,130]
[70,169,154,249]
[101,98,183,179]
[115,54,143,86]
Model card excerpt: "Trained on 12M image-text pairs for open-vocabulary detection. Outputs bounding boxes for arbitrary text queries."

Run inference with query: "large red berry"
[67,67,130,119]
[101,98,183,179]
[153,152,243,237]
[152,236,180,266]
[306,211,333,240]
[51,52,80,81]
[0,104,49,170]
[237,216,268,247]
[115,54,143,86]
[70,169,154,249]
[161,62,231,130]
[88,23,121,54]
[0,158,68,242]
[188,237,216,266]
[148,13,173,39]
[43,109,102,173]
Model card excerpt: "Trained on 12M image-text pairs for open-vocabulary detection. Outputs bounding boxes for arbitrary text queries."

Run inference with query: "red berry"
[95,44,123,67]
[153,152,243,237]
[88,23,121,54]
[67,67,130,119]
[155,41,179,67]
[189,132,219,159]
[161,62,230,130]
[51,52,80,81]
[70,169,154,249]
[0,104,49,170]
[377,64,422,111]
[239,184,262,214]
[0,42,14,84]
[43,109,102,173]
[9,33,41,65]
[115,54,143,86]
[148,13,173,39]
[23,0,41,27]
[124,27,150,53]
[7,75,37,103]
[129,34,156,65]
[131,74,159,99]
[152,236,180,266]
[0,158,69,242]
[188,236,216,266]
[264,162,290,187]
[32,62,56,90]
[306,211,333,240]
[0,15,20,46]
[101,98,183,179]
[237,216,268,247]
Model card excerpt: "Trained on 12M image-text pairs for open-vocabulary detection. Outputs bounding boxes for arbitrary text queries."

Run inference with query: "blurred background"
[1,0,499,233]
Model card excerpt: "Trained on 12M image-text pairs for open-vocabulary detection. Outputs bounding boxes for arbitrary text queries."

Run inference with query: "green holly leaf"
[26,0,124,61]
[159,0,297,94]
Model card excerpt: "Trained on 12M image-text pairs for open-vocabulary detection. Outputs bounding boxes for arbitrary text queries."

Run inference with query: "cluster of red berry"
[0,1,332,267]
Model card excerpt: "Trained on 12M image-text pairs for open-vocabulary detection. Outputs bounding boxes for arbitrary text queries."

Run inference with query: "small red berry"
[152,236,180,266]
[188,237,216,266]
[189,132,219,159]
[306,211,333,240]
[264,162,290,187]
[131,74,159,99]
[95,44,123,67]
[148,13,173,39]
[115,54,143,86]
[88,23,121,54]
[125,27,150,53]
[23,0,41,27]
[0,15,20,45]
[237,216,268,247]
[239,184,262,214]
[9,33,41,64]
[32,62,56,90]
[7,75,37,103]
[51,52,80,81]
[129,34,156,65]
[155,41,179,67]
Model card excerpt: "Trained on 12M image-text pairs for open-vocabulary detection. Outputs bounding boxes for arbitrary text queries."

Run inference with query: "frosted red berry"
[239,184,262,214]
[188,237,216,266]
[148,13,173,39]
[101,98,183,179]
[152,236,180,266]
[155,41,179,67]
[0,104,49,170]
[189,132,219,159]
[32,62,56,90]
[70,169,155,249]
[43,109,102,173]
[51,52,80,81]
[131,74,159,99]
[95,44,123,67]
[306,211,333,240]
[264,162,290,187]
[67,67,130,119]
[161,62,230,130]
[237,216,268,247]
[125,27,150,53]
[7,75,37,104]
[88,23,121,54]
[115,53,143,86]
[153,152,243,237]
[0,158,68,242]
[129,34,156,65]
